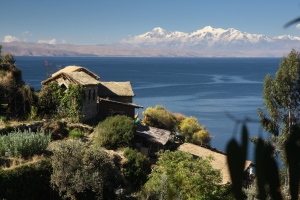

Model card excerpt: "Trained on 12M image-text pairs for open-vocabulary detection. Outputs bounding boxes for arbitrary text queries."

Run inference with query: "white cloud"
[38,39,57,44]
[296,24,300,30]
[61,39,67,44]
[3,35,19,42]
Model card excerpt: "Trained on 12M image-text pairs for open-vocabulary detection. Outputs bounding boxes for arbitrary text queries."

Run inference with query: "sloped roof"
[136,125,171,145]
[177,143,253,184]
[99,98,143,108]
[65,72,100,85]
[52,65,100,80]
[98,82,134,97]
[41,66,100,86]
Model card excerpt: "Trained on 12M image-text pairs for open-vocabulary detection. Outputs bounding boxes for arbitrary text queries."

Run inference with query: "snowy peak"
[120,26,300,51]
[140,27,169,38]
[274,35,300,40]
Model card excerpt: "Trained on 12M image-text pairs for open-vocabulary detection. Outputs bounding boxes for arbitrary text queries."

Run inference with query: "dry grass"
[1,155,45,170]
[0,120,43,129]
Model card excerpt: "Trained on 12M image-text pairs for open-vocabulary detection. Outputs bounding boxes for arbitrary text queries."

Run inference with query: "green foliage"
[142,105,178,132]
[258,49,300,166]
[94,115,135,150]
[139,150,232,200]
[179,116,211,145]
[59,84,84,122]
[38,82,61,117]
[68,128,84,139]
[122,147,151,192]
[226,124,300,200]
[0,46,34,119]
[38,82,84,122]
[51,141,122,200]
[0,158,60,200]
[0,129,51,158]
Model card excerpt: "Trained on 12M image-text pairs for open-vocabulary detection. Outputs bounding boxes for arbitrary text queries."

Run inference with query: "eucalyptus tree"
[258,49,300,164]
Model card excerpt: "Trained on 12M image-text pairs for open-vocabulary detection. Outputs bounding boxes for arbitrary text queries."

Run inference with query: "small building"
[135,124,171,158]
[41,65,143,121]
[177,143,253,185]
[98,82,143,118]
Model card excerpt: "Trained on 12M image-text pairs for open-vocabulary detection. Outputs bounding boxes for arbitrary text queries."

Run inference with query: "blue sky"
[2,0,300,45]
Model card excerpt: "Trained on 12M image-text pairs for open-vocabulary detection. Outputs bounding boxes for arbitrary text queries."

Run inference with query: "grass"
[68,128,85,139]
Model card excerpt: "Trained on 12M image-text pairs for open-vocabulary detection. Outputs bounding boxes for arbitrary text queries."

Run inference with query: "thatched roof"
[41,66,101,86]
[99,98,143,108]
[136,125,171,145]
[98,82,134,97]
[177,143,253,184]
[52,66,100,80]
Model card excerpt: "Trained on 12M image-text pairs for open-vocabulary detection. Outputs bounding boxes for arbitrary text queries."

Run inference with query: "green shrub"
[142,105,178,132]
[139,150,233,200]
[0,158,60,200]
[179,116,211,145]
[123,147,151,192]
[51,141,122,200]
[0,129,51,158]
[94,115,136,150]
[68,128,84,139]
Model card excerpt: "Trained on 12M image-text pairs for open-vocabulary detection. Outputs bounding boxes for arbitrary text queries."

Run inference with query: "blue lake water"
[15,56,281,162]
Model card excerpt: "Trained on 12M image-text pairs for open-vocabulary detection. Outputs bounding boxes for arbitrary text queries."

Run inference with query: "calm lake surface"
[15,56,281,162]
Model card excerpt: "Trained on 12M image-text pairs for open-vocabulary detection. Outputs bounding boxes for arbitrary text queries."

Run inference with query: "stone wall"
[81,85,98,121]
[0,121,94,135]
[0,122,44,135]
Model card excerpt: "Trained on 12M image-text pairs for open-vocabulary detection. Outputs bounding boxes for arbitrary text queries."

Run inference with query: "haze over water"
[16,56,281,162]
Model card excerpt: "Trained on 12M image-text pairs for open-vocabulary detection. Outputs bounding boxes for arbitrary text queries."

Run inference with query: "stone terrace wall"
[0,122,44,135]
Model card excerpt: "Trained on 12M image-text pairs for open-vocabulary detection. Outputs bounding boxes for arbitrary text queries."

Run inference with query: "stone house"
[41,65,143,121]
[98,82,143,118]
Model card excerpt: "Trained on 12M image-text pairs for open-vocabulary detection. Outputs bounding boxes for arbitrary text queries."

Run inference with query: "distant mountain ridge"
[120,26,300,51]
[1,26,300,57]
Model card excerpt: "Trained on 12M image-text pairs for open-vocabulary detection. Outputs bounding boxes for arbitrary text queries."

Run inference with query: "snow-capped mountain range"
[120,26,300,51]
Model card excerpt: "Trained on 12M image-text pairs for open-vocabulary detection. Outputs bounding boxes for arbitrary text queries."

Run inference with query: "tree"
[179,116,211,145]
[142,105,178,132]
[139,150,233,200]
[93,115,136,150]
[51,141,123,200]
[0,45,34,119]
[122,147,151,192]
[258,49,300,166]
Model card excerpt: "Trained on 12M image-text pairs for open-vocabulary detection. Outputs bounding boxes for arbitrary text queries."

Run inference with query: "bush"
[192,129,211,146]
[0,129,51,158]
[123,148,151,192]
[68,128,84,139]
[142,105,178,132]
[179,116,211,145]
[139,150,233,199]
[51,141,123,199]
[94,115,136,150]
[0,158,60,200]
